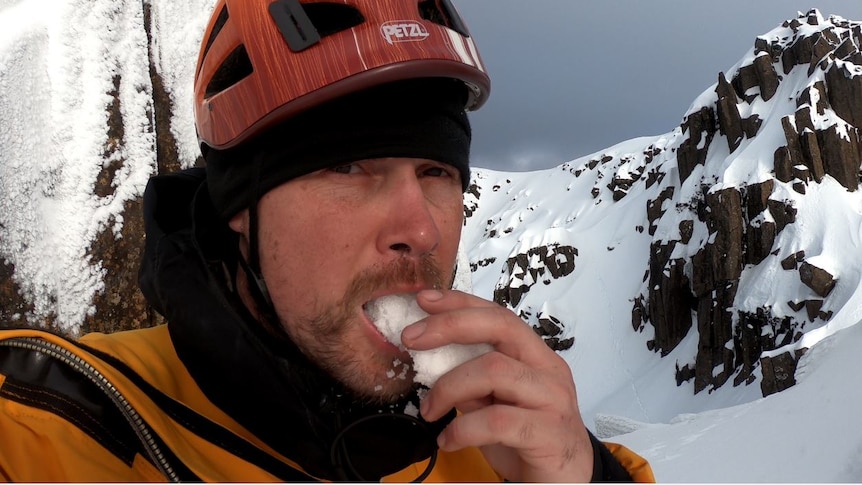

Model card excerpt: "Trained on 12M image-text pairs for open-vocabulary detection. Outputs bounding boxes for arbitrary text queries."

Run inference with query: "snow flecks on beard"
[385,359,410,380]
[403,402,419,418]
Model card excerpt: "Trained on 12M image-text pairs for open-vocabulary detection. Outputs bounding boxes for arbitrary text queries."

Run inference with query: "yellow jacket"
[0,326,653,482]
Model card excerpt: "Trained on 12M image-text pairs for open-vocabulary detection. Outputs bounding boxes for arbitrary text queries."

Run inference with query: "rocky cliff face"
[0,1,207,336]
[465,9,862,399]
[632,10,861,396]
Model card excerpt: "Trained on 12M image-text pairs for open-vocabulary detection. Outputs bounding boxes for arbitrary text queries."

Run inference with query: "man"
[0,0,653,481]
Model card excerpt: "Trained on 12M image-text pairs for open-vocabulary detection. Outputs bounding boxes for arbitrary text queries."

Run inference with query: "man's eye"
[331,164,357,174]
[423,166,448,177]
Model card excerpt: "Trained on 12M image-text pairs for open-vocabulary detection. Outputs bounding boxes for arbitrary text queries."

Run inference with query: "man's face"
[230,158,464,402]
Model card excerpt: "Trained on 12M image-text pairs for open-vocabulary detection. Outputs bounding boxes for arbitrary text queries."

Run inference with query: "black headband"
[204,78,472,220]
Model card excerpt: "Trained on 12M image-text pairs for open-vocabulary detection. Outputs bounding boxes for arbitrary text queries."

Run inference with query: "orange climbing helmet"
[193,0,491,151]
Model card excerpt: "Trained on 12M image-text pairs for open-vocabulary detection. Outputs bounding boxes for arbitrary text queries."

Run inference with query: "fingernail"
[420,289,443,301]
[419,395,431,417]
[436,432,448,450]
[401,321,427,341]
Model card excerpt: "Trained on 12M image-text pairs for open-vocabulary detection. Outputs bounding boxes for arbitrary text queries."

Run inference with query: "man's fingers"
[416,288,491,310]
[408,290,595,482]
[437,404,534,451]
[405,290,560,368]
[420,351,573,421]
[437,404,588,464]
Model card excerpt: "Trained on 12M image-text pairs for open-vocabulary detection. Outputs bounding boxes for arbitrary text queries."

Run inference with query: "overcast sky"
[451,1,862,172]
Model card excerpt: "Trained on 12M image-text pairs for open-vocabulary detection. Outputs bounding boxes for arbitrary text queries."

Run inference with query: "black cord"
[330,413,439,482]
[233,155,287,339]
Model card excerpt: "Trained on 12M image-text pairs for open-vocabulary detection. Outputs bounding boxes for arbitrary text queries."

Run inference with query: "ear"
[228,209,249,236]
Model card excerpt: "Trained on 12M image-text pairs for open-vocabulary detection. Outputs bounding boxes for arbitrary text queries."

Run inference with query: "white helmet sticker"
[380,21,430,45]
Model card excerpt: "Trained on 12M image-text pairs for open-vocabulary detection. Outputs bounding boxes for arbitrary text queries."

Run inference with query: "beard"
[279,256,450,404]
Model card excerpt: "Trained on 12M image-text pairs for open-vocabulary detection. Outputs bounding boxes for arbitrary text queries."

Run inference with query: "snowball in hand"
[366,293,492,387]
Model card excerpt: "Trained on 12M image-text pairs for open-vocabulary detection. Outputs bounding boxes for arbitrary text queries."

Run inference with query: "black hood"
[138,168,453,481]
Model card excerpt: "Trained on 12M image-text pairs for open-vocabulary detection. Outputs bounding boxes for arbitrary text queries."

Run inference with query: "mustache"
[346,256,446,305]
[308,255,447,352]
[305,255,451,402]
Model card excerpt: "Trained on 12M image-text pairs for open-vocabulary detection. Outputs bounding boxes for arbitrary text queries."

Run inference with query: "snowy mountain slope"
[615,321,862,482]
[462,10,862,479]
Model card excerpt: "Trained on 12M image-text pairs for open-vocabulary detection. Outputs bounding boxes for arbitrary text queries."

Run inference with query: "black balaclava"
[204,77,472,222]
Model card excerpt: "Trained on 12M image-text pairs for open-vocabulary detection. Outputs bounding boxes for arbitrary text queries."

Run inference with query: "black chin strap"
[238,200,272,307]
[235,157,284,337]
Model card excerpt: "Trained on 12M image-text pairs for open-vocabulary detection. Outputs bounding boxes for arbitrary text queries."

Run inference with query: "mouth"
[360,294,423,384]
[361,300,405,352]
[365,293,430,344]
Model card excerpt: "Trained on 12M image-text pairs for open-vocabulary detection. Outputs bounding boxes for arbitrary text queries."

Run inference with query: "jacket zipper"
[0,337,180,482]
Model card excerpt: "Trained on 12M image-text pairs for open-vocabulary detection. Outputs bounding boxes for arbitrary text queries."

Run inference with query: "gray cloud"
[453,1,862,171]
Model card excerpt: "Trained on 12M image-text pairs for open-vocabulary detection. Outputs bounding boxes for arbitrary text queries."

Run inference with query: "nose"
[376,172,441,258]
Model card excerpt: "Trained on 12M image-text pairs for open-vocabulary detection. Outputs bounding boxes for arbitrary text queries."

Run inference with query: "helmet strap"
[235,157,283,335]
[239,200,272,306]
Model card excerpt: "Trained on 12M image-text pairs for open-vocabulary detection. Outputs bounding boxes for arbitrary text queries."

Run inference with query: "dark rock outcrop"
[733,53,780,102]
[677,107,717,184]
[760,349,807,396]
[646,187,675,236]
[799,262,837,297]
[636,10,859,396]
[716,73,744,153]
[493,244,578,307]
[826,51,862,128]
[644,242,694,355]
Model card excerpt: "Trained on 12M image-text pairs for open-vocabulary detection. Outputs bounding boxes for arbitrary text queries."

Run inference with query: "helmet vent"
[270,1,365,52]
[419,0,469,37]
[205,45,254,98]
[301,3,365,37]
[200,5,229,71]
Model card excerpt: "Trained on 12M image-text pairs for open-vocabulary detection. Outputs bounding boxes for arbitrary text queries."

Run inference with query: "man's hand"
[400,289,594,482]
